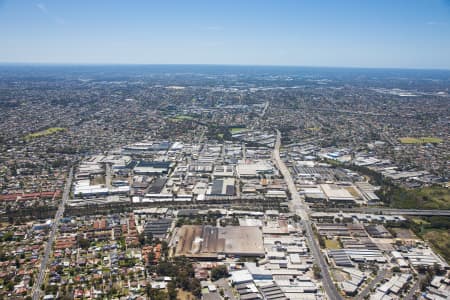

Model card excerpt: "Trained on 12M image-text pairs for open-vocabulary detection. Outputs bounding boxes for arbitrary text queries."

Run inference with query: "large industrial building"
[174,225,265,258]
[320,184,356,207]
[207,178,236,196]
[236,161,275,178]
[133,161,171,175]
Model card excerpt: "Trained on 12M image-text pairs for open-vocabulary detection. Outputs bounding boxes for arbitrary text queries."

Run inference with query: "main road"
[273,130,342,300]
[32,167,73,300]
[105,163,112,189]
[319,207,450,216]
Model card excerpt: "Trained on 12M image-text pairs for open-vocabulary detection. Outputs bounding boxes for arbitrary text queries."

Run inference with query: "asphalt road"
[215,278,237,300]
[405,275,424,300]
[273,130,342,300]
[105,163,112,189]
[32,167,73,300]
[318,207,450,216]
[356,268,389,300]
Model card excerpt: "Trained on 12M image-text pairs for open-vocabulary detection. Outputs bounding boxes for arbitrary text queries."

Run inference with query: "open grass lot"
[325,239,341,249]
[25,127,66,140]
[170,115,194,122]
[178,289,195,300]
[345,187,360,198]
[230,127,246,134]
[391,228,418,240]
[407,216,450,263]
[422,229,450,263]
[91,175,106,185]
[390,186,450,210]
[411,218,430,225]
[399,137,443,144]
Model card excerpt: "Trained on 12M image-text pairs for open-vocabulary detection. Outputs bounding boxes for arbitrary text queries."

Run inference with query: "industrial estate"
[0,65,449,300]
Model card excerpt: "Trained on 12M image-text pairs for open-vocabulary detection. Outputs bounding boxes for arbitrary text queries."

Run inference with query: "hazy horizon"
[1,0,450,69]
[2,62,450,72]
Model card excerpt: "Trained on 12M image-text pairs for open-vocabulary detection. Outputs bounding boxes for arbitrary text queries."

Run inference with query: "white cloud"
[205,26,224,31]
[35,2,66,25]
[55,17,66,25]
[426,21,448,26]
[201,41,225,47]
[36,3,48,14]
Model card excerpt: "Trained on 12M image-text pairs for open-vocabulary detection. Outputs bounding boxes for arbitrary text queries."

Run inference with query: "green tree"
[312,264,321,279]
[189,278,202,297]
[148,251,156,264]
[167,281,178,300]
[150,289,168,300]
[5,281,14,291]
[138,232,145,245]
[211,265,229,281]
[78,237,90,249]
[161,241,169,258]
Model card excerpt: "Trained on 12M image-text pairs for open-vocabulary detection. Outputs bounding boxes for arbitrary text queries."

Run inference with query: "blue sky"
[1,0,450,68]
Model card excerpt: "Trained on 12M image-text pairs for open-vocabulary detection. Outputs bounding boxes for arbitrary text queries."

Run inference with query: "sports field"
[399,137,442,144]
[325,239,341,249]
[25,127,66,140]
[170,115,194,122]
[230,127,246,134]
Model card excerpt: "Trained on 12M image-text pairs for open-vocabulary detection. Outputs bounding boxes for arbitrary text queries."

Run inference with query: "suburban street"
[273,130,342,300]
[32,167,73,300]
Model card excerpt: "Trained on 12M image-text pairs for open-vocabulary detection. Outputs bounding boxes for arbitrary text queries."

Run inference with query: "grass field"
[411,218,430,225]
[91,176,106,185]
[390,186,450,210]
[325,239,341,249]
[399,137,443,144]
[25,127,66,140]
[178,290,195,300]
[345,187,360,198]
[230,127,246,134]
[422,229,450,263]
[170,115,194,122]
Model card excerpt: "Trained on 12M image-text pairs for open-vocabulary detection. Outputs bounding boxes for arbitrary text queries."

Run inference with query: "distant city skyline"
[1,0,450,69]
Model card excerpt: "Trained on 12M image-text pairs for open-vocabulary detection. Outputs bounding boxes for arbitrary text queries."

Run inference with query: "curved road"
[273,130,342,300]
[356,268,388,300]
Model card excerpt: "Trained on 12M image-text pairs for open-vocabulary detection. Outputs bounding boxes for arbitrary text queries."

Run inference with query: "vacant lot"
[178,289,195,300]
[390,186,450,210]
[399,137,443,144]
[422,229,450,263]
[345,186,360,198]
[230,127,246,134]
[410,218,430,225]
[25,127,66,140]
[170,115,194,122]
[325,239,341,249]
[391,228,418,240]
